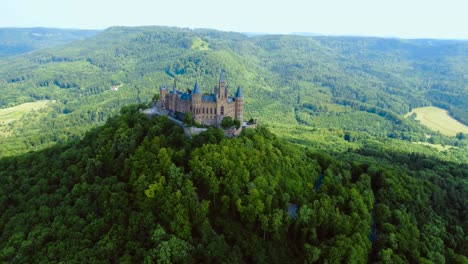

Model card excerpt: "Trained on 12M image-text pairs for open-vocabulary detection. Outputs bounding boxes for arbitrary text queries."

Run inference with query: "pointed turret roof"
[172,80,177,93]
[193,80,201,94]
[219,71,226,83]
[235,85,243,97]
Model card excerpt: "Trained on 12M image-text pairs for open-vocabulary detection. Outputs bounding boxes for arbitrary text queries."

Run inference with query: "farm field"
[406,106,468,136]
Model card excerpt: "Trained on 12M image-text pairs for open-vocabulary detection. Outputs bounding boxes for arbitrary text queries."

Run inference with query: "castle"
[160,72,243,127]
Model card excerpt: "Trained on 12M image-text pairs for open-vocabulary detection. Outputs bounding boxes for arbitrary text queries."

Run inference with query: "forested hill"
[0,26,467,160]
[0,106,466,263]
[0,28,99,58]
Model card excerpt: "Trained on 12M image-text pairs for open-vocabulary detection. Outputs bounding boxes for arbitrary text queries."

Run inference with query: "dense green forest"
[0,27,466,262]
[0,106,466,263]
[0,26,467,160]
[0,28,99,58]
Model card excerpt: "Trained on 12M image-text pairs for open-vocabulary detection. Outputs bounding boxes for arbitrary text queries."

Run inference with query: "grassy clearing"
[406,106,468,136]
[0,101,51,136]
[0,101,50,124]
[190,37,210,50]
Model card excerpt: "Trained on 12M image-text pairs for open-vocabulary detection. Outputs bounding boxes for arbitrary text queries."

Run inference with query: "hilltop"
[0,106,466,263]
[0,28,99,58]
[0,26,466,161]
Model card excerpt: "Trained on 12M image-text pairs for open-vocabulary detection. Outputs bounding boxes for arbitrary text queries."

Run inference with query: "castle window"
[210,108,213,114]
[202,108,205,114]
[221,106,224,115]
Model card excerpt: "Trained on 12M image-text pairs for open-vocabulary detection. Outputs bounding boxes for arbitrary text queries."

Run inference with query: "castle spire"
[193,80,201,94]
[173,79,179,94]
[219,71,226,83]
[235,85,243,97]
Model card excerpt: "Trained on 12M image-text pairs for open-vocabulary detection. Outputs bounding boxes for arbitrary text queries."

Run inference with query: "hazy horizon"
[2,0,468,40]
[3,26,468,41]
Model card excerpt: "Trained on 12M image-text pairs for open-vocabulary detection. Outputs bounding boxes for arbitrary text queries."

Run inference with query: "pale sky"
[2,0,468,39]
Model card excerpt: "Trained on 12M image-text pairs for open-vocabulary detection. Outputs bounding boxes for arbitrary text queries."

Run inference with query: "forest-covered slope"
[0,26,466,160]
[0,28,99,58]
[0,106,466,263]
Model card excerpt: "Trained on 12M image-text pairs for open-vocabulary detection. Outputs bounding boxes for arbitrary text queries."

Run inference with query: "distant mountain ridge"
[0,27,100,58]
[0,26,466,160]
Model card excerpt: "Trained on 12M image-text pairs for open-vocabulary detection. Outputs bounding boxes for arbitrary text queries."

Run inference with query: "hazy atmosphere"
[3,0,468,39]
[1,0,467,262]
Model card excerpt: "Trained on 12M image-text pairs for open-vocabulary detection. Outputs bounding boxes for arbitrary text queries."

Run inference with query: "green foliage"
[0,106,465,262]
[191,127,225,148]
[0,26,467,161]
[220,116,240,129]
[0,27,466,262]
[182,111,194,127]
[456,132,465,140]
[152,93,160,102]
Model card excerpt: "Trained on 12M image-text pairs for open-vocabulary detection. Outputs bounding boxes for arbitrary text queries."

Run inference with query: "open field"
[0,101,51,136]
[0,101,51,124]
[406,106,468,136]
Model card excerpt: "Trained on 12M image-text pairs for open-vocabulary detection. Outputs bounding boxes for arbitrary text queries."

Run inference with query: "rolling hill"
[0,106,466,263]
[0,28,99,58]
[0,26,466,160]
[0,26,467,263]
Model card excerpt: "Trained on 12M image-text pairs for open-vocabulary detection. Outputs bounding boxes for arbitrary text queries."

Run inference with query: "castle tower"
[192,81,202,123]
[160,85,168,109]
[215,71,228,126]
[170,80,178,113]
[217,71,227,99]
[235,85,244,122]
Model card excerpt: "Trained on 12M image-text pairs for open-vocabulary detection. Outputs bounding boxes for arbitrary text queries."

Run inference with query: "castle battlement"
[160,72,243,127]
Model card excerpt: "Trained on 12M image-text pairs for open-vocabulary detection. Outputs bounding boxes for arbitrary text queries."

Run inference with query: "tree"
[233,118,241,129]
[344,132,351,142]
[183,112,194,127]
[152,93,160,102]
[146,225,194,263]
[221,116,233,129]
[221,117,240,129]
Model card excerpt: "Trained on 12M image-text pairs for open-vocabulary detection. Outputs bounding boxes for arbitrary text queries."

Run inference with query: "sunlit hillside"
[407,106,468,136]
[0,26,466,162]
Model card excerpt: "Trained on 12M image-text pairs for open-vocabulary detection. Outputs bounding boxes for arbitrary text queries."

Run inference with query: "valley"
[0,26,467,263]
[0,26,466,161]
